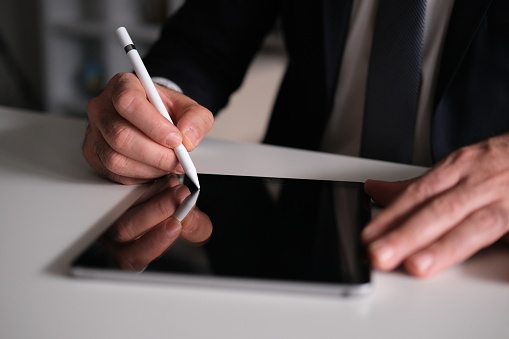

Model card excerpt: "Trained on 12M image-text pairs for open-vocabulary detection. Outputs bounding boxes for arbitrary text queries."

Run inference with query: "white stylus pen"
[116,27,200,189]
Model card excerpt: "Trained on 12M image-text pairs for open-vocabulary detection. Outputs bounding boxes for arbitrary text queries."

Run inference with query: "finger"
[405,203,509,277]
[364,178,418,207]
[108,184,191,243]
[110,73,183,148]
[163,90,214,151]
[97,110,181,174]
[180,208,213,244]
[82,124,155,185]
[109,218,182,271]
[367,175,506,271]
[362,163,462,243]
[96,130,174,180]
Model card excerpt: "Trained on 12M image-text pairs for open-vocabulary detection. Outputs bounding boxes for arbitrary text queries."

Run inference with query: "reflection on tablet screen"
[71,174,372,297]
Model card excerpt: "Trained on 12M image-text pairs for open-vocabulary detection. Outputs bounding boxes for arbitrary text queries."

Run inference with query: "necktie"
[361,0,427,163]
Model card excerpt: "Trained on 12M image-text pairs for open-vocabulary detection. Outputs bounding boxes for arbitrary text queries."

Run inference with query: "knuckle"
[111,72,133,89]
[196,105,214,121]
[155,150,175,172]
[450,145,477,164]
[110,219,137,243]
[432,195,465,218]
[111,72,128,83]
[405,180,434,199]
[474,208,508,235]
[194,106,215,131]
[82,128,144,185]
[110,73,139,113]
[113,89,138,114]
[181,104,214,130]
[102,149,129,174]
[108,123,132,150]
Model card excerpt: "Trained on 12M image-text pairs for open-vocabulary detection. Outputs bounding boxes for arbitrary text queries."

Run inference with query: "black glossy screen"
[72,174,371,289]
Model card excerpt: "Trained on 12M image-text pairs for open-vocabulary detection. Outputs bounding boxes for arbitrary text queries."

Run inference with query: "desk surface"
[1,107,508,339]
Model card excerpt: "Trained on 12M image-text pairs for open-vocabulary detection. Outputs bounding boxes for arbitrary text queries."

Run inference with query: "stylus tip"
[187,171,200,189]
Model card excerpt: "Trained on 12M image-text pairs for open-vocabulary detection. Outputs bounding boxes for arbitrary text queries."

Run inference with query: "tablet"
[71,173,372,297]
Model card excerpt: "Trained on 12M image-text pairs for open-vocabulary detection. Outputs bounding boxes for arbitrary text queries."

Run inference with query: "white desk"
[1,107,508,339]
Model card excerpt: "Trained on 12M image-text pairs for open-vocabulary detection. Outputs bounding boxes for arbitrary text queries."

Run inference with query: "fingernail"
[412,253,434,274]
[166,132,182,148]
[165,218,182,237]
[369,240,394,267]
[183,127,198,149]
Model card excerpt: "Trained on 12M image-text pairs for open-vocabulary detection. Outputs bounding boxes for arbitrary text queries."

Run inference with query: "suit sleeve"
[143,0,280,114]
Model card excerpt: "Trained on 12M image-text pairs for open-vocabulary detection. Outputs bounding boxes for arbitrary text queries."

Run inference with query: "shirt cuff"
[151,77,184,93]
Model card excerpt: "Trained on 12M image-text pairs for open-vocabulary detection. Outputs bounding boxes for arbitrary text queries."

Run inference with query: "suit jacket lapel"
[322,0,355,112]
[435,0,493,105]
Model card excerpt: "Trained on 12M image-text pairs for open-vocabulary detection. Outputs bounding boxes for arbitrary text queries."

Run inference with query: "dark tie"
[361,0,427,163]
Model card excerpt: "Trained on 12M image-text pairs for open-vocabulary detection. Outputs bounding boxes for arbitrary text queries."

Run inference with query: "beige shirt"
[320,0,456,166]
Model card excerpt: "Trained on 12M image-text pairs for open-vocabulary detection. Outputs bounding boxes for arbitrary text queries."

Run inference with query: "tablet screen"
[71,174,372,297]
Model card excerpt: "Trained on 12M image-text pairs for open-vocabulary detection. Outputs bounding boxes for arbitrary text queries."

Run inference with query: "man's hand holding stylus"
[83,72,214,185]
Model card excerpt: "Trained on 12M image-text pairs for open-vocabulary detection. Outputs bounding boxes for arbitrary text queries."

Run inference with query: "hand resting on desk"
[362,133,509,278]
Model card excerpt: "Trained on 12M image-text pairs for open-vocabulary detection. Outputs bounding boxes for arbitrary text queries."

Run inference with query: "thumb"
[364,178,419,207]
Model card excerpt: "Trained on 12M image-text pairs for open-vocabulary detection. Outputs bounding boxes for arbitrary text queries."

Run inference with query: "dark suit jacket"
[144,0,509,164]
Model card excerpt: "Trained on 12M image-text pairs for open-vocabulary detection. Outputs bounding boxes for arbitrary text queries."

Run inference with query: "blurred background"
[0,0,286,143]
